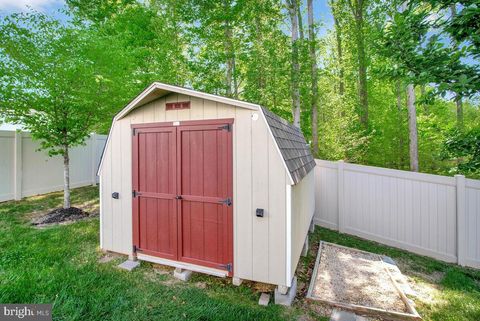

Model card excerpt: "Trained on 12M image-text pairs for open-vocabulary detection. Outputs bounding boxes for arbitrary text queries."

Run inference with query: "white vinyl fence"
[0,130,107,202]
[314,159,480,269]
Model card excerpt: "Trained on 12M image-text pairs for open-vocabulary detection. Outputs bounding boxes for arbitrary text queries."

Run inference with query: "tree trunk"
[355,9,368,126]
[63,145,71,209]
[224,25,234,97]
[455,94,464,129]
[308,0,319,156]
[332,3,344,95]
[288,0,301,128]
[232,54,238,99]
[347,0,368,126]
[406,84,419,172]
[254,15,266,94]
[448,2,464,166]
[396,80,405,168]
[223,0,235,98]
[450,4,464,129]
[297,0,304,40]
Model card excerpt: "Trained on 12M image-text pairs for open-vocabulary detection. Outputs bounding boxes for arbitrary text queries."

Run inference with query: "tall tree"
[223,0,237,98]
[308,0,319,155]
[241,0,290,111]
[450,4,464,129]
[379,4,427,172]
[396,80,405,168]
[287,0,301,127]
[0,13,121,208]
[406,84,419,171]
[297,0,305,40]
[331,0,345,96]
[347,0,369,126]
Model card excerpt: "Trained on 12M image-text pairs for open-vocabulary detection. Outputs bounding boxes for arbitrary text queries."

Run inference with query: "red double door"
[132,120,233,274]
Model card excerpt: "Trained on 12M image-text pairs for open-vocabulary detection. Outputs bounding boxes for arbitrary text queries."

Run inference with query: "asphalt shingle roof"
[262,107,315,184]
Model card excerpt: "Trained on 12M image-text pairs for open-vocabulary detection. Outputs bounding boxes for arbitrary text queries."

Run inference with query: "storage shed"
[98,82,315,293]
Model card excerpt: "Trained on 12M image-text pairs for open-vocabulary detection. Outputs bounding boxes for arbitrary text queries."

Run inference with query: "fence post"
[456,174,466,266]
[90,133,97,186]
[13,130,23,200]
[338,160,345,233]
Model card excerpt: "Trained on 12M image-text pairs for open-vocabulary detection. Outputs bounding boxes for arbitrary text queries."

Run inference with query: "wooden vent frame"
[166,101,190,110]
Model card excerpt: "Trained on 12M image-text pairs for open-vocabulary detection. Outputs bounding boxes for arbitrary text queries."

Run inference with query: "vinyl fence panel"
[0,131,15,202]
[314,159,480,269]
[314,160,339,230]
[0,131,107,202]
[465,179,480,268]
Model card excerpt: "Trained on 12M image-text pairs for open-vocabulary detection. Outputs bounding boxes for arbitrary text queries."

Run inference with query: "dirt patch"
[296,241,321,299]
[32,207,92,226]
[308,242,413,315]
[251,282,276,293]
[195,282,207,289]
[98,253,123,264]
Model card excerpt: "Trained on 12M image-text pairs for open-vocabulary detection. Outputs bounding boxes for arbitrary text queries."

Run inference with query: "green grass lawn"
[0,186,479,321]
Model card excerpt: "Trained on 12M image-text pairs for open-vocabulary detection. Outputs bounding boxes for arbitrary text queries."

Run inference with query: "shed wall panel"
[119,117,133,253]
[234,107,253,280]
[101,141,113,250]
[100,93,290,286]
[251,112,270,282]
[290,169,315,275]
[267,138,287,283]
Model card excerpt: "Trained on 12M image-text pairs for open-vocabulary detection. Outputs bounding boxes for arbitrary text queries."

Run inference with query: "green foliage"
[0,12,135,153]
[426,0,480,58]
[1,0,479,178]
[442,127,480,177]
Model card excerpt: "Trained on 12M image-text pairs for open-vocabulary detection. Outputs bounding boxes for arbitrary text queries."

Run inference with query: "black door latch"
[219,198,232,206]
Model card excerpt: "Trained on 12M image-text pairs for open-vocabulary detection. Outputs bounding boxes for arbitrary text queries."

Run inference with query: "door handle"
[175,195,183,200]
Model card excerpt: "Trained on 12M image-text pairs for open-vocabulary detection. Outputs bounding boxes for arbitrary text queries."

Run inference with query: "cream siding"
[100,93,291,286]
[290,168,315,276]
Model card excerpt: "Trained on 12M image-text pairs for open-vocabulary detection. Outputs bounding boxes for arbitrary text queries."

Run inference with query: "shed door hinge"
[218,198,232,206]
[219,263,232,272]
[133,190,141,198]
[132,128,136,136]
[219,124,231,132]
[133,245,142,253]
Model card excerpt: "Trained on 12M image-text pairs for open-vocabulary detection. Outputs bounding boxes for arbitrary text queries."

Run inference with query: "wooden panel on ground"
[307,241,421,321]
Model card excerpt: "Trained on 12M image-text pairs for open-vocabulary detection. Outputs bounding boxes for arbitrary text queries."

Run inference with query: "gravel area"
[309,242,409,313]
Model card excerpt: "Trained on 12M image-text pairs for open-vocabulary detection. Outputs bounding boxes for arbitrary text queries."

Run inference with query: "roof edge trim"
[98,82,261,175]
[116,82,259,121]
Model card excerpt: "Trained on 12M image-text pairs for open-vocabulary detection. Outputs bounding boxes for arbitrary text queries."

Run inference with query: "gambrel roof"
[98,82,315,185]
[261,107,315,184]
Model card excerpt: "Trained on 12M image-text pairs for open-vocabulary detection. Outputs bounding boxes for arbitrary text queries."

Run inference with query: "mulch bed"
[32,207,91,226]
